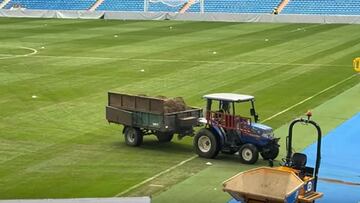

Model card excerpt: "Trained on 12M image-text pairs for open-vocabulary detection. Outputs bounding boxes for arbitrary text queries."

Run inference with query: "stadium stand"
[148,2,201,12]
[282,0,360,15]
[204,0,280,13]
[97,0,144,12]
[97,0,279,13]
[3,0,360,16]
[0,0,282,14]
[97,0,202,12]
[5,0,96,10]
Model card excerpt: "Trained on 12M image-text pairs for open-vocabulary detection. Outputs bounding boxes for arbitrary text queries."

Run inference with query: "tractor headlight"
[262,132,274,139]
[261,129,274,139]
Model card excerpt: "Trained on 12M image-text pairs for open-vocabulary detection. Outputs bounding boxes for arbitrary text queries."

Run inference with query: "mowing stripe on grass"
[261,74,358,123]
[27,55,347,68]
[114,155,197,197]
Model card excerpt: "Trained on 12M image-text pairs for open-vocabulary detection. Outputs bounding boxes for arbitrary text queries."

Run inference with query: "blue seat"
[6,0,359,16]
[97,0,144,11]
[204,0,280,13]
[282,0,360,15]
[5,0,96,10]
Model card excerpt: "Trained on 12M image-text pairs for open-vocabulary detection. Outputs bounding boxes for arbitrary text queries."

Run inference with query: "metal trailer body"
[106,92,202,146]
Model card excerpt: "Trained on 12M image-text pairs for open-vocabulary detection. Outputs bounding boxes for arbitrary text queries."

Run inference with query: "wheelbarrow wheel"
[194,128,219,159]
[261,146,279,160]
[239,144,259,164]
[156,132,174,142]
[124,126,143,147]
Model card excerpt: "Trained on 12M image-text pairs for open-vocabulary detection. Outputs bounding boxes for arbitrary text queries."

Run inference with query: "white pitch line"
[114,155,197,197]
[261,74,358,123]
[29,54,347,68]
[21,46,38,56]
[114,74,358,197]
[0,46,38,60]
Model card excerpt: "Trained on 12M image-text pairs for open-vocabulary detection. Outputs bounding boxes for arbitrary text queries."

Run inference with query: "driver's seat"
[291,153,307,170]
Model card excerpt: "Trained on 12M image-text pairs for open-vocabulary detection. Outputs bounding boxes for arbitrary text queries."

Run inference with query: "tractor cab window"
[219,101,231,114]
[237,101,255,119]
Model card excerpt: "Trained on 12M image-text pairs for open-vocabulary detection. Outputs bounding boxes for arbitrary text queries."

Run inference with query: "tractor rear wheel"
[156,132,174,142]
[239,144,259,164]
[124,127,143,147]
[261,146,279,160]
[194,128,219,159]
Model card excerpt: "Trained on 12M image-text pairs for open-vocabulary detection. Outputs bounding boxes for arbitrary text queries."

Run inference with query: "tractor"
[194,93,280,164]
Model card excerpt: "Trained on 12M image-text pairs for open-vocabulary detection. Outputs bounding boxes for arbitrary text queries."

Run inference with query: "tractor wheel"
[239,144,259,164]
[194,128,219,159]
[261,146,279,160]
[124,127,143,147]
[156,132,174,142]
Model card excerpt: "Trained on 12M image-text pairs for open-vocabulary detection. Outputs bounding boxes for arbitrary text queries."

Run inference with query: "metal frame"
[205,94,259,125]
[285,117,322,191]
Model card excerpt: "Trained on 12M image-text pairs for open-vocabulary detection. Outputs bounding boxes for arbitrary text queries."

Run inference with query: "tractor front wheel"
[239,144,259,164]
[124,127,143,147]
[261,146,279,160]
[194,128,219,159]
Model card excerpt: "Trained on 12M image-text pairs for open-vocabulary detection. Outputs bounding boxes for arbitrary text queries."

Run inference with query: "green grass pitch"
[0,18,359,199]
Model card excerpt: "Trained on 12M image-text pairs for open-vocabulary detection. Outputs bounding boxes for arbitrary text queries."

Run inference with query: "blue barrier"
[303,113,360,203]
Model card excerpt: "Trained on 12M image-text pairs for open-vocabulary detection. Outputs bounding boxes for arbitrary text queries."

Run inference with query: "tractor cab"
[203,93,259,125]
[194,93,279,164]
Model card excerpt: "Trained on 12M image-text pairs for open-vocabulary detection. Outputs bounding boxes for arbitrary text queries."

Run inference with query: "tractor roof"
[203,93,254,102]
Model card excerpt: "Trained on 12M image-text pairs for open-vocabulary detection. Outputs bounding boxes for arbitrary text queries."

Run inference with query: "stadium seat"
[5,0,360,16]
[97,0,144,12]
[5,0,96,10]
[97,0,280,13]
[204,0,280,14]
[282,0,360,15]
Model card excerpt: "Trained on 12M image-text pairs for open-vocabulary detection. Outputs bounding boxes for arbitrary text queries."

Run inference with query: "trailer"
[106,92,202,146]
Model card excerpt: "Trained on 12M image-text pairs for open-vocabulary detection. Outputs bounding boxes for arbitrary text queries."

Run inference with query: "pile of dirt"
[138,94,189,113]
[164,97,188,113]
[154,95,188,113]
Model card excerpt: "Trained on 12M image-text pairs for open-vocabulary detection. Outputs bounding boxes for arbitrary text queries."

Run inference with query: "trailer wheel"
[194,128,219,159]
[124,127,143,147]
[239,144,259,164]
[155,132,174,142]
[261,146,279,160]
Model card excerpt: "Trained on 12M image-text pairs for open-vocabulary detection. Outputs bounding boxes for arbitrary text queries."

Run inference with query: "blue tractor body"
[194,93,280,164]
